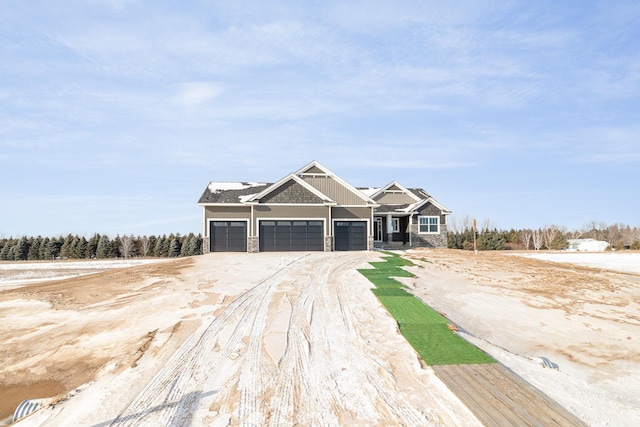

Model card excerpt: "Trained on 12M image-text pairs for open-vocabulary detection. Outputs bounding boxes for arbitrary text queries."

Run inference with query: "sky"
[1,0,639,238]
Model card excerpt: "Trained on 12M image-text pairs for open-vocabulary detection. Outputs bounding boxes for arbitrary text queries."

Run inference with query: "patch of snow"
[358,187,380,197]
[207,182,267,193]
[0,259,169,290]
[238,193,260,203]
[515,252,640,274]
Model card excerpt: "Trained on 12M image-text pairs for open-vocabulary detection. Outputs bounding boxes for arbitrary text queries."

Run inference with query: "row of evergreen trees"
[0,233,203,261]
[447,222,640,251]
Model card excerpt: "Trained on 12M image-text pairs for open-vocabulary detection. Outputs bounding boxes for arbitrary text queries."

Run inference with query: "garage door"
[259,220,324,251]
[210,221,247,252]
[334,221,367,251]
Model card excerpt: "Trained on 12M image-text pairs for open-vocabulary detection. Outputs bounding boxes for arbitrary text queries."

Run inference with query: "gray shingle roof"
[198,182,271,204]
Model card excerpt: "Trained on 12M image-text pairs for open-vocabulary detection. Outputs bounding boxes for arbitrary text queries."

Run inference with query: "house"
[197,161,451,253]
[566,238,610,252]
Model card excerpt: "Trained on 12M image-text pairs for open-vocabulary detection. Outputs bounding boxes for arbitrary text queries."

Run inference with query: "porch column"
[386,213,393,244]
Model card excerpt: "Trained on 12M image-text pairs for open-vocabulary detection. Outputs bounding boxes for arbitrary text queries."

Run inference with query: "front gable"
[248,174,334,205]
[258,179,325,204]
[371,181,421,205]
[295,161,377,206]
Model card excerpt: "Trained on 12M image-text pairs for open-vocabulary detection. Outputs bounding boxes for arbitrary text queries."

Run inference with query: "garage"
[210,221,247,252]
[334,221,367,251]
[259,220,324,251]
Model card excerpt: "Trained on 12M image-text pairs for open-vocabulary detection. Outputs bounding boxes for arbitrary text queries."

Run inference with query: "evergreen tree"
[87,234,100,259]
[111,236,122,258]
[162,234,173,257]
[14,237,30,260]
[28,237,42,260]
[154,235,165,257]
[96,235,111,258]
[180,234,192,257]
[0,241,12,260]
[147,235,157,257]
[74,236,88,259]
[59,234,74,259]
[45,237,63,259]
[168,236,181,257]
[188,234,203,256]
[39,237,50,260]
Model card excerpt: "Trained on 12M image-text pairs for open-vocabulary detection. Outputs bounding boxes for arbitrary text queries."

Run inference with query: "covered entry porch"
[373,213,413,248]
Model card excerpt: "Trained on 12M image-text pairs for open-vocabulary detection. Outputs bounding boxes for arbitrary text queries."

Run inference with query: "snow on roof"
[358,187,380,197]
[238,193,261,203]
[207,182,267,193]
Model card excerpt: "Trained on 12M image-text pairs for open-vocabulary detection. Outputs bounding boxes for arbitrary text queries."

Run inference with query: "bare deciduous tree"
[542,225,560,250]
[521,229,532,250]
[139,235,151,257]
[120,234,134,259]
[583,221,608,241]
[567,229,582,240]
[532,229,544,250]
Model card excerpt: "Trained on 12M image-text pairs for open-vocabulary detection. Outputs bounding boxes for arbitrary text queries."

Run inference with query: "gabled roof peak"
[295,160,332,176]
[370,181,422,202]
[246,173,335,204]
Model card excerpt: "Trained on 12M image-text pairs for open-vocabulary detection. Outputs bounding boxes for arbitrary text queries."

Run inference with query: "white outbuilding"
[567,238,610,252]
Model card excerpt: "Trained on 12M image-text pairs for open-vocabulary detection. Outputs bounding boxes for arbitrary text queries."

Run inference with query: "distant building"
[566,238,609,252]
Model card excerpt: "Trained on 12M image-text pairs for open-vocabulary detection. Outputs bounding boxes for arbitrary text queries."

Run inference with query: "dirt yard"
[1,250,639,426]
[402,249,640,427]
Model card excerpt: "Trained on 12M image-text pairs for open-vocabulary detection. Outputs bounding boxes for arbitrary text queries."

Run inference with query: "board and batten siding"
[374,192,416,205]
[301,176,368,206]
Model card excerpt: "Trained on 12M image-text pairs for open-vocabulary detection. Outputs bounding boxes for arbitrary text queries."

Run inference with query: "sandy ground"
[1,250,639,426]
[0,259,169,291]
[1,252,475,426]
[402,249,640,427]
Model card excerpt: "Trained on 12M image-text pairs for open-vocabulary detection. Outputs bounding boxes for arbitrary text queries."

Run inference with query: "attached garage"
[259,220,324,252]
[334,221,367,251]
[210,221,247,252]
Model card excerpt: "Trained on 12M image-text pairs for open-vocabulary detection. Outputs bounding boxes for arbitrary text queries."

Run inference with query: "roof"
[198,182,271,204]
[198,162,451,214]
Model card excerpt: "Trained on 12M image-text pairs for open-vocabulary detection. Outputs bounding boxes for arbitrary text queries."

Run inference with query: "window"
[391,218,400,233]
[418,216,439,234]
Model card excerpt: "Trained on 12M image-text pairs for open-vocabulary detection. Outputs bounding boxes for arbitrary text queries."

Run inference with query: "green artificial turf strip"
[370,288,412,297]
[377,295,447,324]
[360,251,495,366]
[399,323,495,365]
[357,269,406,287]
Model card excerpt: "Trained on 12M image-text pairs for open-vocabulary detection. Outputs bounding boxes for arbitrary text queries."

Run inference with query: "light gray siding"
[301,176,368,205]
[375,192,416,204]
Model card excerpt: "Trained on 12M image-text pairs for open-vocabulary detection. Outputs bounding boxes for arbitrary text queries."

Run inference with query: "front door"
[374,217,383,241]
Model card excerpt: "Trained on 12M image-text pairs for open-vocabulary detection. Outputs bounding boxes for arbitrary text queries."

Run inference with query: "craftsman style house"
[198,161,451,253]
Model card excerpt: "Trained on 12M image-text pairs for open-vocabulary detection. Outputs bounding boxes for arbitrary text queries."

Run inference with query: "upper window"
[418,216,439,234]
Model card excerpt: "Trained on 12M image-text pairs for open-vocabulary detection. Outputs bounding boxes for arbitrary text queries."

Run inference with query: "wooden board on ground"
[433,364,587,427]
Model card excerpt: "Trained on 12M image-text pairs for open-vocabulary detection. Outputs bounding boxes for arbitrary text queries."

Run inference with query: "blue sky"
[1,0,639,237]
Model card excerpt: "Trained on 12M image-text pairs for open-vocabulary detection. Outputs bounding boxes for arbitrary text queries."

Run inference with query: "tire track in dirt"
[111,252,442,426]
[110,255,307,426]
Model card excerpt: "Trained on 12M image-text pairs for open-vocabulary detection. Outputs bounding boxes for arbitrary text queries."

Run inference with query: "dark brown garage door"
[334,221,367,251]
[259,220,324,251]
[210,221,247,252]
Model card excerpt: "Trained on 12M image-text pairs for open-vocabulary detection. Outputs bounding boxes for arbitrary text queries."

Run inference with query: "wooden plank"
[435,365,524,426]
[433,364,587,427]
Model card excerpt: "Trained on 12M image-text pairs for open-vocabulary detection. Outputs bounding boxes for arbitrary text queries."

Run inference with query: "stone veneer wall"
[248,236,259,253]
[409,223,448,248]
[203,237,210,254]
[324,236,333,252]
